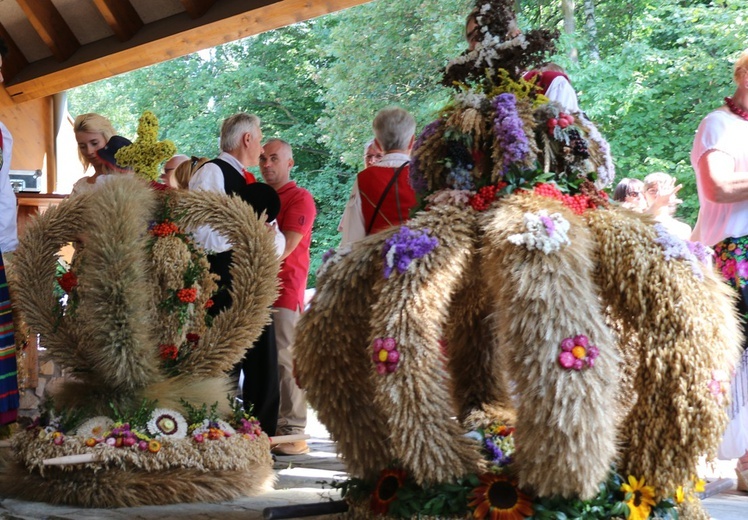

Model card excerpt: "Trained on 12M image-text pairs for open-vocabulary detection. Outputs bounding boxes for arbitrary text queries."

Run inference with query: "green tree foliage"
[316,0,471,169]
[566,0,748,224]
[69,0,747,286]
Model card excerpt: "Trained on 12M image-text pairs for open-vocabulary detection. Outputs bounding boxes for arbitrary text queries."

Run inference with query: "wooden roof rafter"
[181,0,219,19]
[15,0,80,62]
[0,0,371,107]
[92,0,144,42]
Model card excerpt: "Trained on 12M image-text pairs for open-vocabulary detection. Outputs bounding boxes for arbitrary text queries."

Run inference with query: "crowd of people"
[2,20,748,493]
[62,106,416,455]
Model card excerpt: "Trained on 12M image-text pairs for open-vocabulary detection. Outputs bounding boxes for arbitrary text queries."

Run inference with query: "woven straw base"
[0,458,275,507]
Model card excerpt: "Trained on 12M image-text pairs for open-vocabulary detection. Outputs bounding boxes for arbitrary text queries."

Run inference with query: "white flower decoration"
[508,210,571,254]
[147,408,188,439]
[75,416,114,439]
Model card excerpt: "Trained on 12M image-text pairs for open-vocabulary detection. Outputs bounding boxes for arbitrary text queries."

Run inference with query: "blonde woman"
[71,113,116,196]
[174,156,208,190]
[643,172,691,240]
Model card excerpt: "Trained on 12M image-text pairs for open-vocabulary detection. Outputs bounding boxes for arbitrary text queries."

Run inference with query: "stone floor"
[1,411,747,519]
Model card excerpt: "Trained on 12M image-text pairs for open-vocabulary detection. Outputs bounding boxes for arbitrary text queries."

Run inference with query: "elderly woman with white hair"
[691,47,748,490]
[338,106,417,246]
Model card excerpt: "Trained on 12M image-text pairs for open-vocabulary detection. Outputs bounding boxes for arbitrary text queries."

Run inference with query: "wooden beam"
[0,22,29,83]
[3,0,371,104]
[92,0,144,42]
[180,0,218,19]
[16,0,79,62]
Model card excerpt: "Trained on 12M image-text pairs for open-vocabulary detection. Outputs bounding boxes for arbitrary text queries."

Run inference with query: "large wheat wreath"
[0,176,279,507]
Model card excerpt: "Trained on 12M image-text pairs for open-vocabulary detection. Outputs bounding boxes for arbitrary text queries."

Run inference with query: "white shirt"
[70,173,129,197]
[545,76,580,113]
[188,151,285,256]
[0,122,18,253]
[691,109,748,246]
[338,152,410,247]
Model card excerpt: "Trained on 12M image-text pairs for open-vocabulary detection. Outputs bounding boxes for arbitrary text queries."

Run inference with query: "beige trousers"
[274,306,306,435]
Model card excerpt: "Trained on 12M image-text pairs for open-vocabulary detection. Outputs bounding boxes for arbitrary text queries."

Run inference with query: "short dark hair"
[0,38,8,58]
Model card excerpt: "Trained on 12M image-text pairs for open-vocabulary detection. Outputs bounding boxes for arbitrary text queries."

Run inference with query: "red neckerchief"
[523,70,571,95]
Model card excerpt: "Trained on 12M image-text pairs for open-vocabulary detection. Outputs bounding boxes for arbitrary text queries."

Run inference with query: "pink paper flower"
[558,334,599,371]
[558,351,575,368]
[372,337,400,374]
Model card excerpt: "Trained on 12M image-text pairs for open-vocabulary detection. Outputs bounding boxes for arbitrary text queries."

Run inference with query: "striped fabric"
[0,256,18,425]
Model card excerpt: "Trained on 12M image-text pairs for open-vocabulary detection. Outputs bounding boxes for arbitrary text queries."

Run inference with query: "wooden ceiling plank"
[92,0,144,42]
[0,22,29,83]
[180,0,218,19]
[4,0,371,104]
[15,0,80,62]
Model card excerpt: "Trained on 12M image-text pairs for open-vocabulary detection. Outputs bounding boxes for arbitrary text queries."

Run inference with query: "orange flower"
[148,439,161,453]
[370,468,407,515]
[469,474,533,520]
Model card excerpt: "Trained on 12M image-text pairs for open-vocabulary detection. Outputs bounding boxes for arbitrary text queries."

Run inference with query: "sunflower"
[469,474,533,520]
[620,475,656,520]
[370,468,407,515]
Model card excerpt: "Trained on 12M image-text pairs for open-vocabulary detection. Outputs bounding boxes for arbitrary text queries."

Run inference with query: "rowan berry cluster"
[468,181,509,211]
[176,288,197,303]
[534,183,597,215]
[150,220,179,238]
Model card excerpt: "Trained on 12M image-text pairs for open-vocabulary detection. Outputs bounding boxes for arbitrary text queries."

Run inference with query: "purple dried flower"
[484,437,511,466]
[492,93,531,175]
[322,248,336,264]
[382,226,439,278]
[540,215,555,236]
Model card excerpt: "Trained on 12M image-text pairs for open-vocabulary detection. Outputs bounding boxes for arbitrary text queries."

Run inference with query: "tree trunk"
[562,0,578,62]
[584,0,600,61]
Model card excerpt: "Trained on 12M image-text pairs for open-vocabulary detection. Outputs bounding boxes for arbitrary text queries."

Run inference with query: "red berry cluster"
[547,113,575,134]
[159,343,178,361]
[57,271,79,293]
[469,181,509,211]
[533,183,599,215]
[177,287,197,303]
[151,220,180,238]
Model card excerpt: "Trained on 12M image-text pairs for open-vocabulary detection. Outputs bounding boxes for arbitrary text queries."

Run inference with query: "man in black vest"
[189,112,283,437]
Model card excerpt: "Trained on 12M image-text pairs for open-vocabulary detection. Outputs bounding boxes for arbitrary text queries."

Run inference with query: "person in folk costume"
[691,47,748,490]
[522,62,581,113]
[0,38,19,428]
[339,107,417,247]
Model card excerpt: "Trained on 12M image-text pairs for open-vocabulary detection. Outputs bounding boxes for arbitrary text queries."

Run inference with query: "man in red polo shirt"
[339,107,417,246]
[260,139,316,456]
